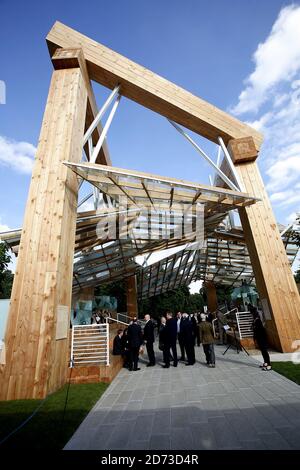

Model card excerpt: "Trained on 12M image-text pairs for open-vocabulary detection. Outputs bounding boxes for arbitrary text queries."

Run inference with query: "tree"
[0,242,14,298]
[216,284,233,306]
[94,280,127,312]
[138,286,205,319]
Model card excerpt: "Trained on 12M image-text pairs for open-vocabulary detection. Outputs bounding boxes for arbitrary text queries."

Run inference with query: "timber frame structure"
[0,21,300,400]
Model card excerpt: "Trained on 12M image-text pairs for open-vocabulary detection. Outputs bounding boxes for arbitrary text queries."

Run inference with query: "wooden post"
[204,281,218,313]
[0,57,88,400]
[228,137,300,352]
[126,276,138,317]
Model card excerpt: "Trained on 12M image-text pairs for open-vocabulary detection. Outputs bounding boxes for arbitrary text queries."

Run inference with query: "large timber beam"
[228,137,300,352]
[0,53,88,400]
[51,47,111,165]
[46,21,263,150]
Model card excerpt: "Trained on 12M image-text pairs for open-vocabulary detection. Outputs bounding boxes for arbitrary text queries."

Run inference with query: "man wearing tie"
[127,317,143,371]
[176,312,185,361]
[143,314,156,367]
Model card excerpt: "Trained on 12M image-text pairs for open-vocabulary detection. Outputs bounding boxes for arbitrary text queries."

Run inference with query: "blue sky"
[0,0,299,240]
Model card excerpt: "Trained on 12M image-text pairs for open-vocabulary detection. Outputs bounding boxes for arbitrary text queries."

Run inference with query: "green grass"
[0,382,108,449]
[272,362,300,386]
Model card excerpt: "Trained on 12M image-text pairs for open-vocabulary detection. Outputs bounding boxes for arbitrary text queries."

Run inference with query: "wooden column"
[204,281,218,313]
[126,275,138,317]
[229,137,300,352]
[0,59,87,400]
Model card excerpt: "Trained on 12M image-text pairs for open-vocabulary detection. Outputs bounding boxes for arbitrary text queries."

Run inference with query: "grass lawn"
[272,362,300,386]
[0,382,108,449]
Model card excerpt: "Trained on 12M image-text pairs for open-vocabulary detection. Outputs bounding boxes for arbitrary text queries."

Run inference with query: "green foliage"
[0,382,108,449]
[95,279,127,311]
[0,242,14,299]
[138,285,204,319]
[216,284,233,305]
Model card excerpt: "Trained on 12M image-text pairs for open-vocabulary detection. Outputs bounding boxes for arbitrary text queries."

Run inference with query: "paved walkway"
[65,345,300,450]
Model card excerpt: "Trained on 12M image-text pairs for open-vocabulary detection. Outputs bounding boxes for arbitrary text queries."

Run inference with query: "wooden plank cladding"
[46,21,263,150]
[0,66,88,400]
[234,157,300,352]
[51,47,110,166]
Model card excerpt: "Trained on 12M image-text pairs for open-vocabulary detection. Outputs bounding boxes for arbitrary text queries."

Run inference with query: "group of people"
[159,312,217,368]
[113,311,218,371]
[91,308,112,324]
[113,306,272,372]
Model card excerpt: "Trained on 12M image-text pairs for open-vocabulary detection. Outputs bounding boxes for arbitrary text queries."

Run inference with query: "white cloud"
[269,187,300,208]
[286,211,299,224]
[230,4,300,221]
[0,223,10,232]
[266,157,300,192]
[232,4,300,115]
[0,135,35,174]
[0,216,11,233]
[245,81,300,218]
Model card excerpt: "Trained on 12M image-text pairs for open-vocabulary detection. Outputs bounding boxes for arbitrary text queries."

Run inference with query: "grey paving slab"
[276,425,300,448]
[239,440,266,450]
[201,397,225,418]
[256,402,293,428]
[64,343,300,450]
[186,403,209,424]
[149,434,171,450]
[171,427,194,450]
[259,431,292,450]
[132,413,155,440]
[152,409,171,434]
[105,421,136,450]
[225,411,259,441]
[171,406,189,428]
[191,422,217,449]
[172,389,187,406]
[241,407,275,434]
[209,416,241,449]
[239,386,269,405]
[127,440,150,450]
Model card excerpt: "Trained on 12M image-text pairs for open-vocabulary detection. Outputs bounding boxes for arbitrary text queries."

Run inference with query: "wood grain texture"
[126,275,138,316]
[0,66,88,400]
[228,137,258,163]
[51,47,111,165]
[235,160,300,352]
[46,21,263,150]
[204,281,218,313]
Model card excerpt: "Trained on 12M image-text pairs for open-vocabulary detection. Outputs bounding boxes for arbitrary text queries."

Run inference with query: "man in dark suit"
[181,313,195,365]
[127,317,143,371]
[176,312,185,361]
[163,312,178,368]
[113,329,124,355]
[190,313,199,346]
[143,314,156,366]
